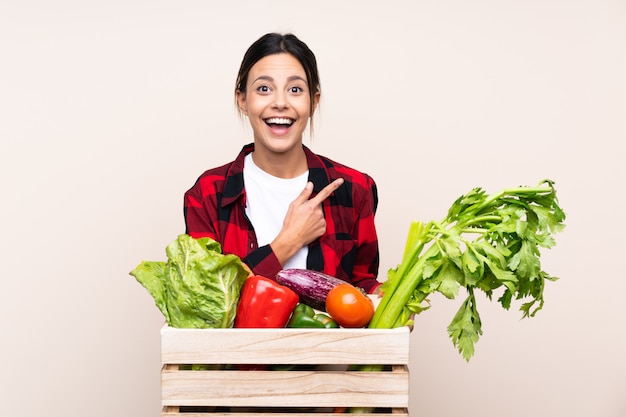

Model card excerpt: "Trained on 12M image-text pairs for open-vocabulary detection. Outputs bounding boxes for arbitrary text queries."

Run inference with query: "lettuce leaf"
[130,234,249,328]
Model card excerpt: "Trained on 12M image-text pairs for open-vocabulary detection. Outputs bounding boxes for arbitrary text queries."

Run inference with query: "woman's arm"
[271,178,344,266]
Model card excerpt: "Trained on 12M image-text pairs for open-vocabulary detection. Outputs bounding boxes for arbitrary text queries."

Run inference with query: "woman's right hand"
[270,178,344,266]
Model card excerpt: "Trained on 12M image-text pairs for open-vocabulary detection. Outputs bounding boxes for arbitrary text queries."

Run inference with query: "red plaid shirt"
[184,143,381,293]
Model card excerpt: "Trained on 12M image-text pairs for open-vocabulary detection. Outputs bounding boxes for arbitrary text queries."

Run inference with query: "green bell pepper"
[313,313,340,328]
[287,303,339,328]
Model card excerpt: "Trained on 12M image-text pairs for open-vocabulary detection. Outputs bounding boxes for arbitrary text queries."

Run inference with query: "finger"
[292,181,315,205]
[309,178,344,205]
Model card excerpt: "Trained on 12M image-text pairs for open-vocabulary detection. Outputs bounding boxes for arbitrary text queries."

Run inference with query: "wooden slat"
[161,368,409,408]
[161,326,410,365]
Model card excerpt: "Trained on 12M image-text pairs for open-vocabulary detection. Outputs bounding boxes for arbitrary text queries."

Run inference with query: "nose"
[272,91,289,109]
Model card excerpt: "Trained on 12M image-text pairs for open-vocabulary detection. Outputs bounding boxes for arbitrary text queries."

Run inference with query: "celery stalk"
[367,179,566,361]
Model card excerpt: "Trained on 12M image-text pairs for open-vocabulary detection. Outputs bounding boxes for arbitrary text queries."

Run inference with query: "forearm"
[269,230,306,267]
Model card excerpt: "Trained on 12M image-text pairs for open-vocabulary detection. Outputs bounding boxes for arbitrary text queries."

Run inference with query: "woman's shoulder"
[185,160,239,199]
[313,152,377,188]
[194,160,235,179]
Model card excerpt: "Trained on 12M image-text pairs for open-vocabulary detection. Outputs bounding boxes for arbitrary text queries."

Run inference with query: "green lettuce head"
[130,234,250,328]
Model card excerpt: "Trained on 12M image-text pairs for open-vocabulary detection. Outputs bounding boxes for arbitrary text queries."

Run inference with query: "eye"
[289,86,304,94]
[256,85,271,93]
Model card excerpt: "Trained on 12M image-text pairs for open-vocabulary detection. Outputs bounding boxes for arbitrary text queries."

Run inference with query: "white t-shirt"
[243,153,309,269]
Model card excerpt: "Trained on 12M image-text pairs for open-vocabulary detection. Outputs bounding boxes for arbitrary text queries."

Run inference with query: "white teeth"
[265,117,293,125]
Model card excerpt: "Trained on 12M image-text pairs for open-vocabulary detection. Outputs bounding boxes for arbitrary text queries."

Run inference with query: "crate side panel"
[161,369,409,408]
[161,326,410,365]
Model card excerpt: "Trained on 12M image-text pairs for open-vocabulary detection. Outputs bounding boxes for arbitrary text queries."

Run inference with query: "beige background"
[1,1,625,416]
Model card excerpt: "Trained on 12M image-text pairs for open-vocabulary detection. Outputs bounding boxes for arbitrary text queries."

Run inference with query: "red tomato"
[325,284,375,328]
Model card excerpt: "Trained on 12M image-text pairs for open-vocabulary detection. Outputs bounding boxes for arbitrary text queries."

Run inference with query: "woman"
[184,33,381,293]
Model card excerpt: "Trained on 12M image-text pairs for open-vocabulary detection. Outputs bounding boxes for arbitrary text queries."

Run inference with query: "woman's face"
[237,53,319,156]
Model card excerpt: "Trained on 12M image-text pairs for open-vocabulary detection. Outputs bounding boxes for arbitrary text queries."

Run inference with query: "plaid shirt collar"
[220,143,332,208]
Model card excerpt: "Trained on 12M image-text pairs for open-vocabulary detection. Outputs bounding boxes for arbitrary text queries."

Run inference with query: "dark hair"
[235,33,321,119]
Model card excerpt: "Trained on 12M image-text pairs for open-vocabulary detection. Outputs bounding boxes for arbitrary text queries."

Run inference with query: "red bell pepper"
[234,275,299,328]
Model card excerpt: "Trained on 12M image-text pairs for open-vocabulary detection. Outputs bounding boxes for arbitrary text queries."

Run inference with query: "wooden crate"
[160,325,410,416]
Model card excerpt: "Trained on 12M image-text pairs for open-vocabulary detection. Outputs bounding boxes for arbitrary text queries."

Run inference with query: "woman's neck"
[251,146,308,179]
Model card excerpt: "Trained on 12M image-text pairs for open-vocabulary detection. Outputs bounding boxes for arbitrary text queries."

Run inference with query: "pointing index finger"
[310,178,344,205]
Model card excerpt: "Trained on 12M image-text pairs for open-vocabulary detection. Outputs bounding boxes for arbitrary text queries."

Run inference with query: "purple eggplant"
[275,269,348,311]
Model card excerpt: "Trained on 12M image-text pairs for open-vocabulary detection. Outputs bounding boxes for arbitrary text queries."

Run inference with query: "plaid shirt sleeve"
[183,172,223,240]
[309,157,381,293]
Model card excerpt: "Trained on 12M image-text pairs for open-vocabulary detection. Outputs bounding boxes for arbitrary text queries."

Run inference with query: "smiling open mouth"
[264,117,294,128]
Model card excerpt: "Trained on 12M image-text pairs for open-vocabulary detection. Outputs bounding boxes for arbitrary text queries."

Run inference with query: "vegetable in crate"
[287,303,339,328]
[370,179,566,361]
[313,312,339,328]
[276,268,347,311]
[325,283,375,328]
[130,234,250,328]
[234,275,299,328]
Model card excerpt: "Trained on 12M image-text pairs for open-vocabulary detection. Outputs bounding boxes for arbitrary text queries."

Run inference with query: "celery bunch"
[369,179,566,361]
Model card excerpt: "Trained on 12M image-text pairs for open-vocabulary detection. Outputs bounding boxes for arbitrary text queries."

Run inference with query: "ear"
[311,91,321,114]
[236,90,248,115]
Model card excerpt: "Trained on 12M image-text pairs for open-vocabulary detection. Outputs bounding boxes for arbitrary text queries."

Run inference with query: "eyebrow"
[252,75,307,83]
